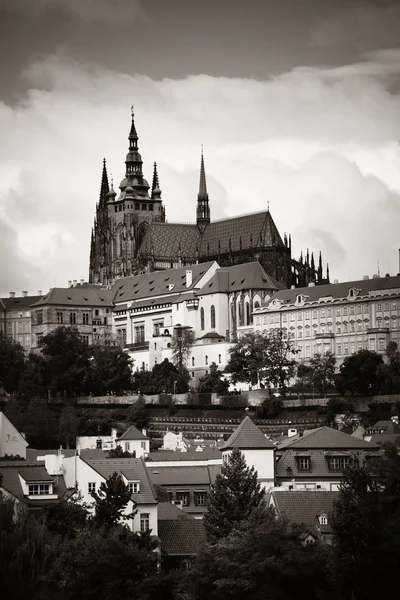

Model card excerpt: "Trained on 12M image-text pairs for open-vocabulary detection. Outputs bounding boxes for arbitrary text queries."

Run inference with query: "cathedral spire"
[197,147,210,229]
[317,250,323,281]
[151,162,161,199]
[125,106,143,179]
[99,158,109,208]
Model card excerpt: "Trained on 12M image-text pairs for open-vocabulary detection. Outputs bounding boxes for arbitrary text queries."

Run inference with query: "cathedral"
[89,109,330,289]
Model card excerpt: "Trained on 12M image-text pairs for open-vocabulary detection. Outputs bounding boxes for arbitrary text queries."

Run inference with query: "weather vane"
[131,104,134,116]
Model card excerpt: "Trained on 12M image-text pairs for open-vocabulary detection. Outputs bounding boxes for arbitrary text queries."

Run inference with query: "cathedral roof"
[112,261,216,304]
[197,261,284,295]
[199,210,284,256]
[219,416,275,450]
[140,222,200,260]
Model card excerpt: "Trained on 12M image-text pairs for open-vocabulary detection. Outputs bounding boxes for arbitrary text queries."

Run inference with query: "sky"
[1,0,400,296]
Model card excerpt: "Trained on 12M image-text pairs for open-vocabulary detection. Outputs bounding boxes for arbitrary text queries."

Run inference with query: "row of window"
[169,491,208,507]
[191,354,222,366]
[296,456,350,471]
[265,301,400,324]
[36,309,108,326]
[114,202,156,213]
[200,306,216,330]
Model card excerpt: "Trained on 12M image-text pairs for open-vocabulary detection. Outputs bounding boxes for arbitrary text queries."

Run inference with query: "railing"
[124,341,150,351]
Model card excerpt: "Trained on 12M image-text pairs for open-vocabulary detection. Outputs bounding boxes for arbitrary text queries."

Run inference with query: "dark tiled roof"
[31,288,115,308]
[366,420,400,435]
[83,458,157,504]
[220,416,276,450]
[264,275,400,308]
[148,465,220,486]
[370,433,400,445]
[26,449,77,460]
[146,448,222,462]
[117,425,149,441]
[112,261,215,304]
[140,222,200,259]
[0,462,65,504]
[269,490,339,535]
[277,427,379,450]
[276,448,376,479]
[158,501,194,521]
[197,261,283,296]
[158,518,207,556]
[199,211,284,256]
[1,295,42,309]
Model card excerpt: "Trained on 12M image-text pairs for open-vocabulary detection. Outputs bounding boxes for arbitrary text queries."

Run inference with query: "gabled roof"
[0,295,42,309]
[277,427,379,450]
[199,210,285,256]
[30,287,115,308]
[158,501,194,521]
[197,261,284,296]
[276,448,378,479]
[366,420,400,435]
[83,458,157,504]
[146,447,222,462]
[111,261,216,304]
[264,275,400,308]
[269,490,339,533]
[0,462,66,504]
[148,465,219,486]
[117,425,149,441]
[158,511,207,556]
[219,416,275,450]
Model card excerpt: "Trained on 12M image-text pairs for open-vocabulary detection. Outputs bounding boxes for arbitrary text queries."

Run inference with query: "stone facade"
[0,292,42,352]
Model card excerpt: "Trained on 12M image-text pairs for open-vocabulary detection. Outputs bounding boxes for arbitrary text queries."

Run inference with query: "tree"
[58,405,79,449]
[0,495,54,600]
[152,358,189,394]
[17,353,47,400]
[197,362,229,395]
[192,507,331,600]
[40,326,90,397]
[295,363,313,392]
[0,332,25,394]
[43,492,89,540]
[84,344,133,396]
[5,396,58,448]
[91,471,136,528]
[108,445,136,458]
[126,398,149,430]
[379,341,400,393]
[309,352,336,396]
[225,330,298,395]
[204,447,265,543]
[256,396,283,418]
[171,326,195,375]
[336,350,383,396]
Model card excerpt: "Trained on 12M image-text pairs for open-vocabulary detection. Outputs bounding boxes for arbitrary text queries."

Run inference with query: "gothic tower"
[89,108,165,285]
[196,149,210,232]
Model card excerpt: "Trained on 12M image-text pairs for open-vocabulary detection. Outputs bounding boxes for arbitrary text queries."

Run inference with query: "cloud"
[1,0,144,26]
[1,50,400,295]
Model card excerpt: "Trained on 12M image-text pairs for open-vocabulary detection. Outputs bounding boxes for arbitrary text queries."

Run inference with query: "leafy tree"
[43,493,89,540]
[46,524,163,600]
[309,352,336,396]
[40,326,90,397]
[336,349,383,396]
[225,330,298,395]
[58,405,79,449]
[126,398,149,430]
[379,341,400,393]
[295,362,313,394]
[84,344,133,396]
[5,396,58,448]
[256,396,283,418]
[204,447,265,543]
[0,495,54,600]
[91,471,136,528]
[192,507,331,600]
[197,362,229,395]
[17,352,47,400]
[108,445,136,458]
[171,326,195,375]
[152,358,189,394]
[0,332,25,394]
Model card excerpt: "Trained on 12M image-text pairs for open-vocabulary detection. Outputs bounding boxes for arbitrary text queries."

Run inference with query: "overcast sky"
[1,0,400,296]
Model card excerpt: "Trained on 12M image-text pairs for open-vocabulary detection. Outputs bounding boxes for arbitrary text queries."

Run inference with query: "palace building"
[89,109,329,289]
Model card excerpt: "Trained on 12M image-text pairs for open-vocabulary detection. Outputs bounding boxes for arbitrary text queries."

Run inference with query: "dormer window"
[318,514,328,526]
[295,455,311,471]
[28,483,51,495]
[127,481,140,494]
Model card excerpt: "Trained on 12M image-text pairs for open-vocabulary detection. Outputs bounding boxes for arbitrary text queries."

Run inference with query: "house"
[162,431,190,451]
[254,273,400,368]
[157,501,207,569]
[116,425,150,457]
[0,292,42,352]
[62,456,158,535]
[76,428,119,452]
[268,490,339,544]
[148,464,220,519]
[0,412,28,459]
[363,419,400,445]
[219,416,276,490]
[0,461,66,509]
[275,426,380,491]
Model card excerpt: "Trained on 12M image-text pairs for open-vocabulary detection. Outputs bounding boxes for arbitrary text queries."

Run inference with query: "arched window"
[254,301,260,310]
[238,302,244,327]
[245,302,250,326]
[231,303,236,329]
[211,305,216,329]
[200,307,205,330]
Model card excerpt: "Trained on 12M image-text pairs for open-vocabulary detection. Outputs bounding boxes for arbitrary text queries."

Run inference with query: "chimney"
[308,282,315,287]
[22,291,28,297]
[362,275,369,280]
[290,285,295,289]
[186,269,193,288]
[38,290,42,296]
[334,279,339,284]
[73,280,77,286]
[372,274,379,279]
[9,292,15,298]
[68,280,72,287]
[80,279,84,284]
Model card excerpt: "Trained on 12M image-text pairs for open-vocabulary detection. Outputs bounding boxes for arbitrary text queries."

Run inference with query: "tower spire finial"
[197,147,210,229]
[151,161,162,201]
[99,158,109,207]
[199,147,208,198]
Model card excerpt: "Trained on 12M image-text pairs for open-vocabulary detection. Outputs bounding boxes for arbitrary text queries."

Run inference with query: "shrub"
[256,397,283,419]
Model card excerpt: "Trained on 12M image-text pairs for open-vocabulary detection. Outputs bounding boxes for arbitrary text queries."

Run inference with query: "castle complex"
[89,108,330,289]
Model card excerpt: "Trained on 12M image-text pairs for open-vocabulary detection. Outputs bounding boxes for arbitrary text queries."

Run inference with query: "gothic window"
[231,303,236,329]
[238,302,244,327]
[200,307,205,330]
[210,305,216,329]
[245,302,250,326]
[254,301,260,310]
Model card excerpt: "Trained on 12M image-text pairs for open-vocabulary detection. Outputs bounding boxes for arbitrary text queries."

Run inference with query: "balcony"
[125,341,150,351]
[367,327,389,334]
[315,332,334,339]
[186,298,199,310]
